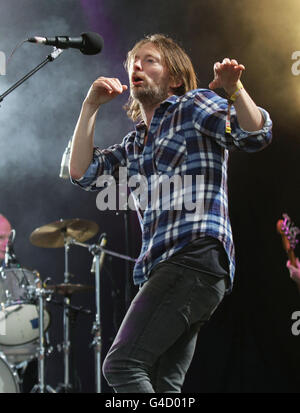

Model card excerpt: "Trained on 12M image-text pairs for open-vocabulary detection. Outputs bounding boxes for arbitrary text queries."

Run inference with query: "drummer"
[0,214,11,264]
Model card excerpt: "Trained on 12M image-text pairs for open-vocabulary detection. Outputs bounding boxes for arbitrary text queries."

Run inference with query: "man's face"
[0,216,11,261]
[129,43,173,107]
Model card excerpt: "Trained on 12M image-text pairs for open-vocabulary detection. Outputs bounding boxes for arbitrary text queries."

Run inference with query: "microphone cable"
[6,38,27,66]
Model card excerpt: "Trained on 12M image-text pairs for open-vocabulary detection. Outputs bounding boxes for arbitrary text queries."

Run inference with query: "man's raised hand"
[209,58,245,96]
[84,77,128,108]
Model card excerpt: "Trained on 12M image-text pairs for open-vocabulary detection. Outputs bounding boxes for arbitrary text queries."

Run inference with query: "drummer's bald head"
[0,214,11,231]
[0,215,11,260]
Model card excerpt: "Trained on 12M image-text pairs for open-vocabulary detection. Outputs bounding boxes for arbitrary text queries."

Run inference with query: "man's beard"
[131,80,169,107]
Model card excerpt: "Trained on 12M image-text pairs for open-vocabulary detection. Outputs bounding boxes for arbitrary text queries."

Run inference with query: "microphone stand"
[0,47,63,104]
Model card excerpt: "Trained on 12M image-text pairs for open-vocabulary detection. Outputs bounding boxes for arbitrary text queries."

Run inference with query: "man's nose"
[133,59,142,71]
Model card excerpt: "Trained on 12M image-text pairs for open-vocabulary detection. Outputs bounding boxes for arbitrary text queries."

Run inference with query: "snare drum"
[0,267,50,346]
[0,352,19,393]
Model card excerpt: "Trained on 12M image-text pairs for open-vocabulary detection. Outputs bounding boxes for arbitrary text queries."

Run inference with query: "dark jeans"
[102,261,226,393]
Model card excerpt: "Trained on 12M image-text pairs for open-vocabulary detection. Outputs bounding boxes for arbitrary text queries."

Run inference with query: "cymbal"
[46,283,94,296]
[30,218,99,248]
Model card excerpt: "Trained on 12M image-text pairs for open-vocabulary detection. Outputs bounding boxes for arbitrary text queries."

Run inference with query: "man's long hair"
[124,34,198,122]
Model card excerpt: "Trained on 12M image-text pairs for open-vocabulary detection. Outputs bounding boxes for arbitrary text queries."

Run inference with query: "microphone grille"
[81,32,104,55]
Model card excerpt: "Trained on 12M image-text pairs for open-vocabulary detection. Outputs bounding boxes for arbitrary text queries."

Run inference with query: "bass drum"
[0,339,41,365]
[0,267,50,346]
[0,353,19,393]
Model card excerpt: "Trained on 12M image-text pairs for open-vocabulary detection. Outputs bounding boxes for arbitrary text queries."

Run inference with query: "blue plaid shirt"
[72,88,272,291]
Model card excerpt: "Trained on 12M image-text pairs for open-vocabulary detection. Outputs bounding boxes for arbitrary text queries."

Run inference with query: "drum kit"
[0,217,135,393]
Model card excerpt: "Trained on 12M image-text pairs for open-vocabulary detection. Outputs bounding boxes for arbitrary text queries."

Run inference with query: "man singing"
[69,34,272,392]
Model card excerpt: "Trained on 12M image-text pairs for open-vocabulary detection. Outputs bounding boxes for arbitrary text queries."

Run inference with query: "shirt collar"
[135,94,180,132]
[163,94,180,105]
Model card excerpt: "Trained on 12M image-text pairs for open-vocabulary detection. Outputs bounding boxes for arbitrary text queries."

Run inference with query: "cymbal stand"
[71,235,136,393]
[70,234,106,393]
[90,234,107,393]
[56,234,73,393]
[28,283,55,393]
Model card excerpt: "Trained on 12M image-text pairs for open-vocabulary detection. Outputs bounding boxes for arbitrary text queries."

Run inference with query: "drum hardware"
[59,237,89,392]
[0,267,51,346]
[61,233,107,393]
[27,283,56,393]
[46,283,94,296]
[15,359,30,380]
[46,285,92,393]
[49,296,92,316]
[29,219,136,393]
[29,218,99,249]
[89,234,107,394]
[70,234,136,393]
[50,296,91,365]
[0,352,20,393]
[30,218,99,393]
[66,234,106,393]
[0,266,52,392]
[53,295,92,393]
[33,223,74,391]
[5,289,12,300]
[4,229,18,268]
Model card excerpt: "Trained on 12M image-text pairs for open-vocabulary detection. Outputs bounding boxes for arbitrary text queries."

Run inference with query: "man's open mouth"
[132,76,144,86]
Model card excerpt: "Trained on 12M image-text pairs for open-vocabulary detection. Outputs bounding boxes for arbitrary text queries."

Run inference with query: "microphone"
[59,138,72,179]
[4,229,17,267]
[27,32,104,55]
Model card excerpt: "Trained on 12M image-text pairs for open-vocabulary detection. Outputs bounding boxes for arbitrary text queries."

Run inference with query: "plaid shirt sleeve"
[71,133,132,191]
[193,89,273,152]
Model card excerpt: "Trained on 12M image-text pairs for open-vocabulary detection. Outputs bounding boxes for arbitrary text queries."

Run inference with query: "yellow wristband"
[226,81,243,134]
[229,80,243,102]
